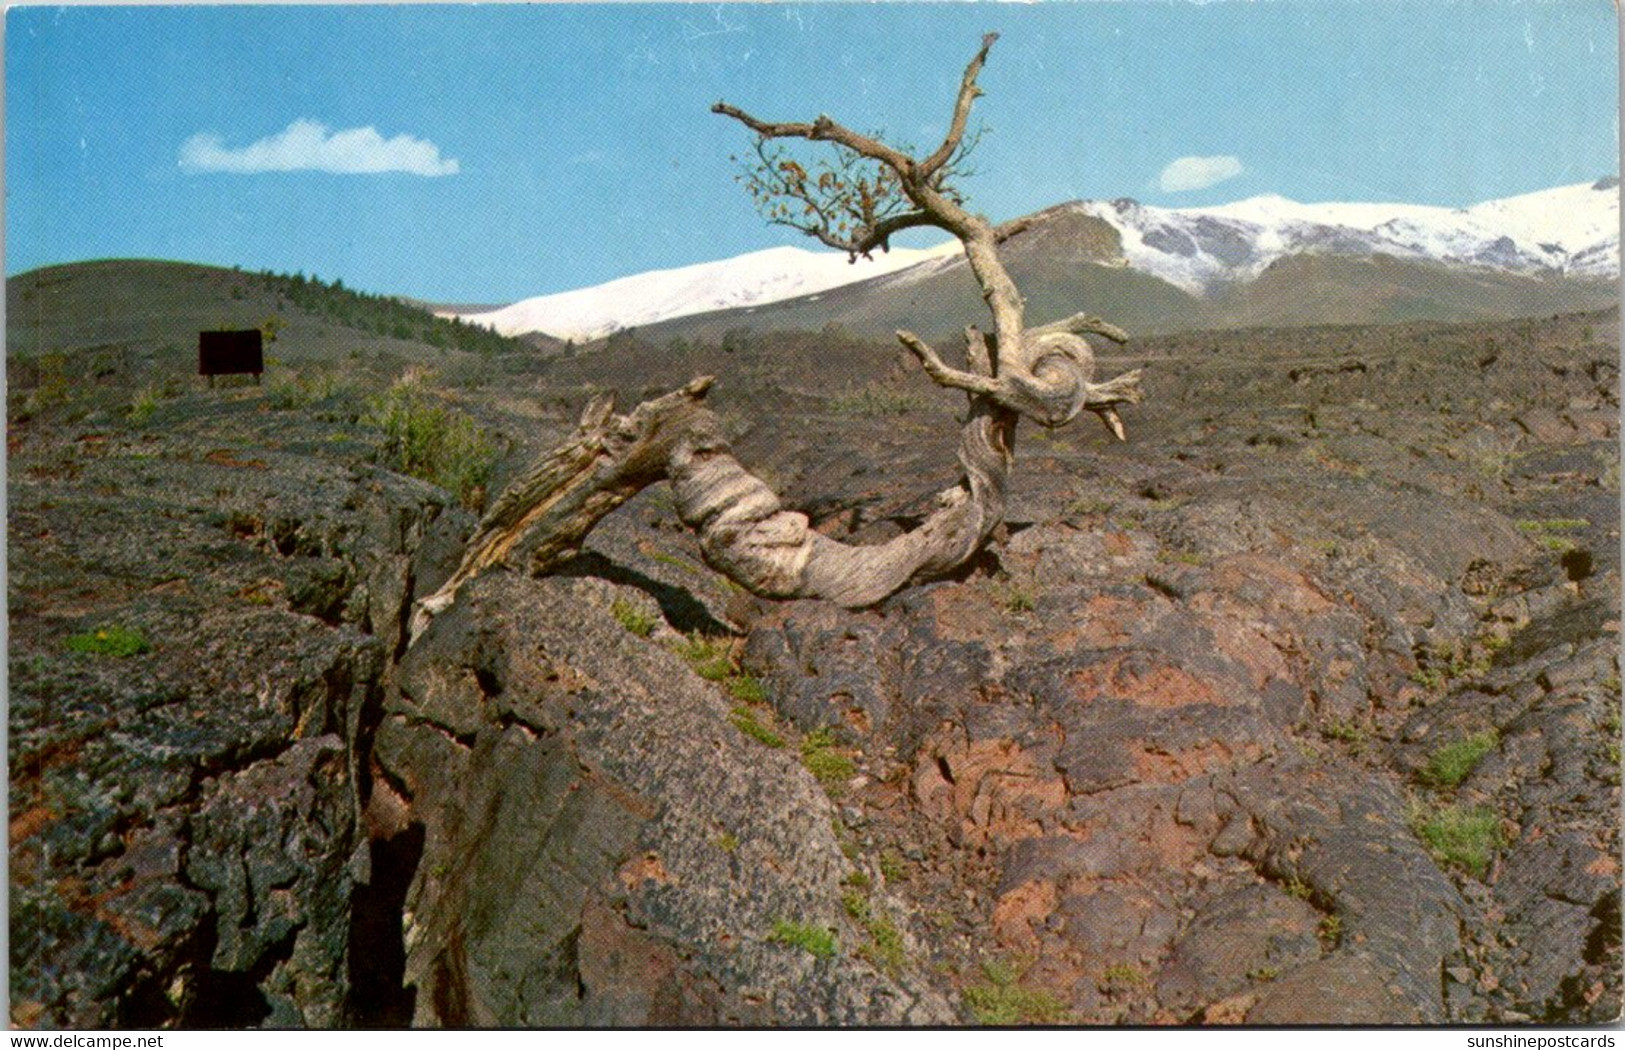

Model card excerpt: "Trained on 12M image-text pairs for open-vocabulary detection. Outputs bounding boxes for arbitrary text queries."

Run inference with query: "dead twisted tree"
[410,33,1142,641]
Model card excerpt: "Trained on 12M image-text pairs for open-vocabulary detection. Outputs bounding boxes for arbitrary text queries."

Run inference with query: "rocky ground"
[8,302,1620,1025]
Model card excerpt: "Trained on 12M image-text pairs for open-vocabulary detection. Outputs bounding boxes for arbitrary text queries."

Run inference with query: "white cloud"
[1157,155,1244,193]
[179,119,459,176]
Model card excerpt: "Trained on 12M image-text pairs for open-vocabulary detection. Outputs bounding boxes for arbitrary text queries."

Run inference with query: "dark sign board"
[198,330,264,379]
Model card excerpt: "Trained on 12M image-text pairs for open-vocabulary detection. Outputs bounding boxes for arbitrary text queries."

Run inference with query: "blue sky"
[7,2,1619,303]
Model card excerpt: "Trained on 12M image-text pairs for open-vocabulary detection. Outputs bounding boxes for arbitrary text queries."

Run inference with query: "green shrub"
[729,707,785,749]
[610,597,657,637]
[1421,729,1499,787]
[65,625,150,657]
[672,633,734,681]
[801,728,857,794]
[365,373,499,509]
[127,385,162,425]
[964,959,1069,1025]
[726,673,768,704]
[1412,802,1504,877]
[768,920,836,959]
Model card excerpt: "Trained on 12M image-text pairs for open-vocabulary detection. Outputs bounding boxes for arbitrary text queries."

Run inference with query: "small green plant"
[768,919,837,960]
[1099,963,1144,990]
[673,633,735,681]
[267,369,346,410]
[1284,875,1312,901]
[1420,729,1499,788]
[963,959,1070,1026]
[729,706,785,749]
[726,673,768,705]
[843,870,872,890]
[1411,640,1490,692]
[801,728,857,794]
[610,597,657,637]
[1517,519,1588,555]
[1248,966,1280,982]
[713,831,739,854]
[1317,914,1343,948]
[990,577,1036,613]
[65,625,150,658]
[647,548,706,576]
[1320,719,1366,748]
[1516,518,1589,534]
[878,849,908,884]
[365,371,500,509]
[127,384,162,425]
[802,731,864,799]
[859,914,906,974]
[1412,802,1504,877]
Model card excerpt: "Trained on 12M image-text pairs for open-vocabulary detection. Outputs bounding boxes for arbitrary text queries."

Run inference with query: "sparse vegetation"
[726,673,768,705]
[1410,640,1491,693]
[768,919,837,960]
[1099,963,1145,990]
[672,633,735,681]
[365,372,500,509]
[1317,914,1343,948]
[713,831,739,854]
[267,368,347,410]
[65,625,150,658]
[1516,518,1588,555]
[878,849,908,884]
[127,384,164,425]
[1420,729,1499,788]
[964,958,1070,1026]
[610,596,657,637]
[828,384,929,417]
[1320,718,1366,751]
[800,728,857,794]
[258,269,524,356]
[1249,966,1280,982]
[843,891,906,974]
[989,576,1037,612]
[729,706,785,749]
[1411,801,1504,877]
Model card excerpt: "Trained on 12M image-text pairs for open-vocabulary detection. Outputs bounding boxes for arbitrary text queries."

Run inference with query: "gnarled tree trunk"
[411,34,1143,642]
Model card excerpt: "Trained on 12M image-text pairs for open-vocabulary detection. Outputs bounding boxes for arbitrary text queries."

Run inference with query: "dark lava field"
[7,261,1621,1026]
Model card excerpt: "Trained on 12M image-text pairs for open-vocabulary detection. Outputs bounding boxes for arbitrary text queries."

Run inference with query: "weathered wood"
[410,375,1014,640]
[412,34,1145,640]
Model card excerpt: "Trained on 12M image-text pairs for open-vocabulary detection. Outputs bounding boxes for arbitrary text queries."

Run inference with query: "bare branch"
[897,329,1002,397]
[992,215,1037,244]
[1025,311,1132,345]
[919,32,998,179]
[711,102,914,172]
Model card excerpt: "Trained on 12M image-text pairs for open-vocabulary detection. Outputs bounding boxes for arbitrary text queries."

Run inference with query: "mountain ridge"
[447,179,1619,342]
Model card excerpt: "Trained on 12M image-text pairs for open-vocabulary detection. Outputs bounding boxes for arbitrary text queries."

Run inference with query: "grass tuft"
[768,919,836,960]
[65,625,150,658]
[801,728,857,795]
[1411,801,1504,877]
[610,597,657,637]
[729,706,785,749]
[964,959,1070,1026]
[1420,729,1499,787]
[365,371,500,510]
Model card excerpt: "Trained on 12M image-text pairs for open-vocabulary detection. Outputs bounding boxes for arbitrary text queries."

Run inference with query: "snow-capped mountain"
[451,241,959,342]
[449,179,1617,341]
[1075,178,1620,295]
